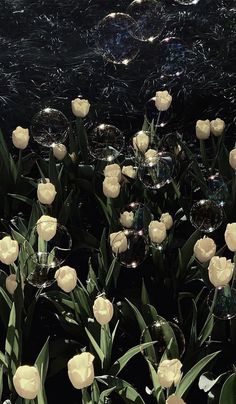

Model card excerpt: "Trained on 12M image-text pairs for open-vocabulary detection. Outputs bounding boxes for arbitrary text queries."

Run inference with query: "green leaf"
[91,379,100,402]
[76,117,89,163]
[85,328,105,364]
[176,351,221,397]
[141,279,150,305]
[35,338,49,404]
[219,373,236,404]
[0,286,12,309]
[179,228,201,277]
[97,375,145,404]
[0,366,3,402]
[8,193,33,206]
[105,258,120,289]
[198,315,214,346]
[0,351,7,368]
[99,387,116,403]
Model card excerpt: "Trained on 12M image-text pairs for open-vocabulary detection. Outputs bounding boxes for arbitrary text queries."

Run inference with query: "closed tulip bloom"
[37,181,57,205]
[0,236,19,265]
[120,211,134,228]
[109,231,128,254]
[155,90,172,111]
[157,359,182,388]
[210,118,225,137]
[166,395,186,404]
[52,143,67,161]
[104,164,122,182]
[194,237,216,263]
[145,149,158,165]
[148,221,167,244]
[6,274,18,295]
[160,213,173,230]
[133,131,149,153]
[93,296,114,325]
[71,98,90,118]
[13,365,40,400]
[229,149,236,170]
[36,215,57,241]
[68,352,94,389]
[55,266,77,293]
[208,256,234,288]
[225,223,236,252]
[122,165,137,179]
[196,120,211,140]
[12,126,30,149]
[103,177,121,198]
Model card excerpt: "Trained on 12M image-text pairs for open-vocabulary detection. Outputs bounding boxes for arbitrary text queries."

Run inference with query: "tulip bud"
[36,215,57,241]
[145,149,158,165]
[68,352,95,389]
[208,256,234,288]
[52,143,67,161]
[155,90,172,111]
[13,365,40,399]
[93,296,114,325]
[37,180,57,205]
[104,164,122,182]
[12,126,30,150]
[69,152,77,163]
[148,221,167,244]
[210,118,225,137]
[103,177,121,198]
[194,236,216,263]
[120,211,134,228]
[160,213,173,230]
[133,131,149,153]
[0,236,19,265]
[166,395,186,404]
[5,274,18,295]
[122,165,137,179]
[225,223,236,252]
[157,359,182,388]
[71,98,90,118]
[229,149,236,170]
[55,266,77,293]
[196,120,211,140]
[109,231,128,254]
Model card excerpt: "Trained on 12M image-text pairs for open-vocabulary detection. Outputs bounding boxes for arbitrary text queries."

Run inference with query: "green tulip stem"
[200,139,209,171]
[70,291,80,323]
[209,287,218,317]
[231,253,236,291]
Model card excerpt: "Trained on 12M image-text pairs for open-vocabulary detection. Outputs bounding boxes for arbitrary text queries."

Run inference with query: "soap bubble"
[120,202,152,233]
[138,157,171,189]
[206,172,229,207]
[159,37,189,77]
[88,123,125,161]
[174,0,200,5]
[26,252,59,289]
[113,229,149,268]
[207,286,236,320]
[190,199,223,233]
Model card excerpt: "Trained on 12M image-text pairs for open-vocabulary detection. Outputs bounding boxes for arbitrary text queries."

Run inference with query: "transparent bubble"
[174,0,200,4]
[190,199,223,233]
[127,0,165,42]
[207,286,236,320]
[206,172,229,207]
[145,97,172,128]
[157,151,176,177]
[140,319,185,366]
[95,12,140,64]
[26,252,60,288]
[159,37,188,77]
[138,158,171,189]
[31,108,70,147]
[88,124,125,161]
[113,230,149,268]
[120,202,152,233]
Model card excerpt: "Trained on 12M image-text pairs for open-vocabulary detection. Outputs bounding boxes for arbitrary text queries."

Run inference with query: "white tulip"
[196,120,211,140]
[194,236,216,263]
[36,215,57,241]
[69,152,77,163]
[157,359,182,388]
[166,395,186,404]
[55,266,77,293]
[0,236,19,265]
[225,223,236,252]
[120,211,134,228]
[160,213,173,230]
[104,164,122,182]
[71,98,90,118]
[93,296,114,325]
[229,149,236,170]
[12,126,29,150]
[5,274,18,295]
[208,256,234,288]
[210,118,225,137]
[148,221,167,244]
[122,165,137,179]
[109,231,128,254]
[13,365,40,399]
[133,131,149,153]
[52,143,67,161]
[155,90,172,111]
[103,177,121,198]
[145,149,158,165]
[68,352,94,389]
[37,181,57,205]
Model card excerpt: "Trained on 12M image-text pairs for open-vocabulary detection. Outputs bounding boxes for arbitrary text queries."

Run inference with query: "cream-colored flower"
[196,120,211,140]
[120,211,134,228]
[103,177,121,198]
[71,98,90,118]
[55,266,77,293]
[155,90,172,111]
[229,149,236,170]
[160,213,173,230]
[148,221,167,244]
[194,236,216,263]
[93,296,114,325]
[36,215,57,241]
[5,274,18,295]
[104,164,122,182]
[122,165,137,179]
[210,118,225,137]
[37,181,57,205]
[166,395,186,404]
[68,352,94,389]
[0,236,19,265]
[52,143,67,161]
[208,256,234,287]
[69,152,77,163]
[157,359,182,388]
[145,149,158,165]
[133,131,149,153]
[225,223,236,252]
[109,231,128,254]
[12,126,29,150]
[13,365,40,399]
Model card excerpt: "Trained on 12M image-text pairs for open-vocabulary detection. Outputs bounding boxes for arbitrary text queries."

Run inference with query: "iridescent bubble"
[114,229,149,268]
[138,158,171,189]
[120,202,152,233]
[159,37,188,77]
[140,319,185,366]
[26,252,59,288]
[206,172,229,207]
[31,108,70,147]
[174,0,200,4]
[145,97,172,127]
[95,12,140,64]
[207,286,236,320]
[88,124,125,161]
[190,199,223,233]
[157,151,176,177]
[127,0,165,42]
